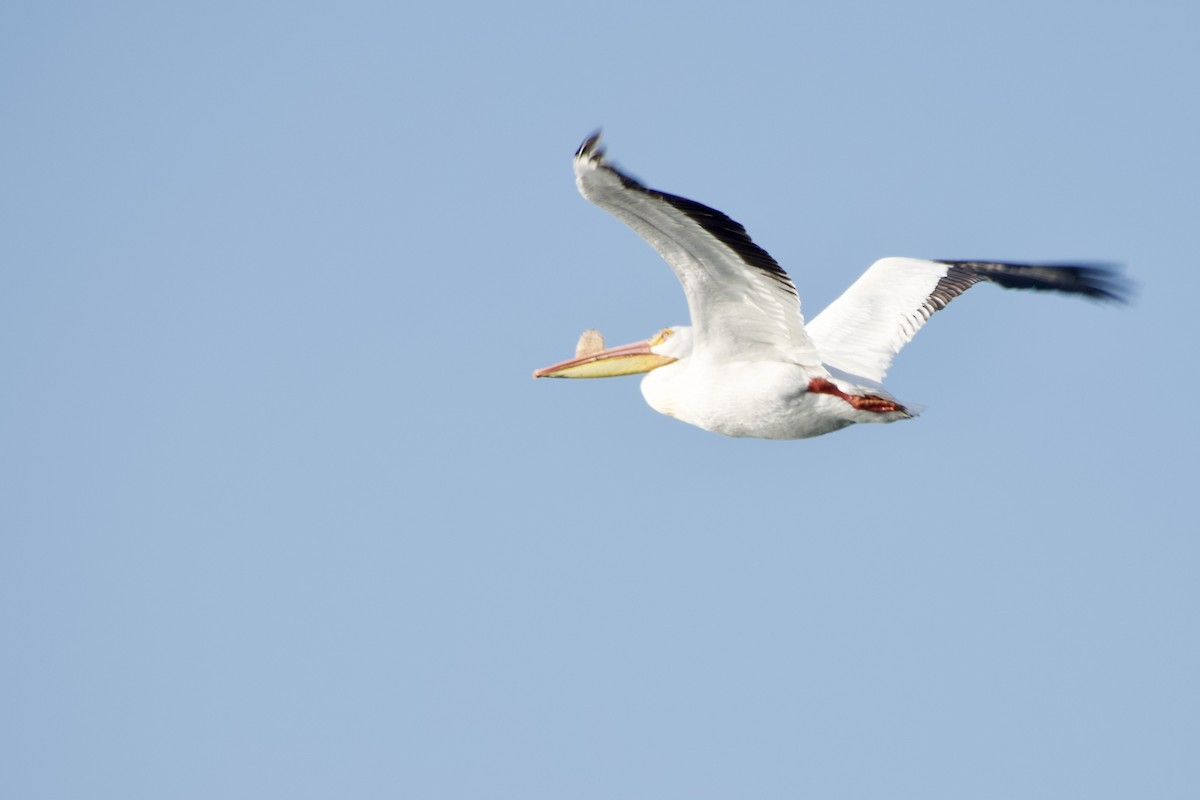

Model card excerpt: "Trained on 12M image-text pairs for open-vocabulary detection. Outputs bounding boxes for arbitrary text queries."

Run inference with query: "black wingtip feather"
[576,130,603,159]
[935,260,1134,305]
[576,130,797,297]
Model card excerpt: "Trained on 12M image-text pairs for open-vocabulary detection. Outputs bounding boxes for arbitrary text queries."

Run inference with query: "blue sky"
[2,2,1197,798]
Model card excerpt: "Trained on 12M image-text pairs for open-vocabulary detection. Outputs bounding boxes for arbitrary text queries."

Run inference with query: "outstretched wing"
[573,133,820,367]
[806,257,1129,385]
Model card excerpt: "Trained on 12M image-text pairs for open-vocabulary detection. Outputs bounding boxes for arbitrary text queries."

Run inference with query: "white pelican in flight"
[535,133,1127,440]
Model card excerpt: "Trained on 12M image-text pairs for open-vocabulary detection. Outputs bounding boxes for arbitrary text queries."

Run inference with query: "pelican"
[535,132,1128,439]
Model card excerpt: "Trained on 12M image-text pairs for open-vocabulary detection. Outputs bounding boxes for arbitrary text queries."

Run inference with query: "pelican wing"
[806,257,1128,385]
[573,134,820,366]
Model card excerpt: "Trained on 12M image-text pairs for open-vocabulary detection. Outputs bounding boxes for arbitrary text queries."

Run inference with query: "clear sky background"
[3,2,1197,798]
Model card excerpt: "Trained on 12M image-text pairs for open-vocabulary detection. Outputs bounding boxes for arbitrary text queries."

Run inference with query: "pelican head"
[533,326,691,379]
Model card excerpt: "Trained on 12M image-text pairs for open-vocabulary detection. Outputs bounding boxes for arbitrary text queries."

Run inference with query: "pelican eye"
[648,328,674,346]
